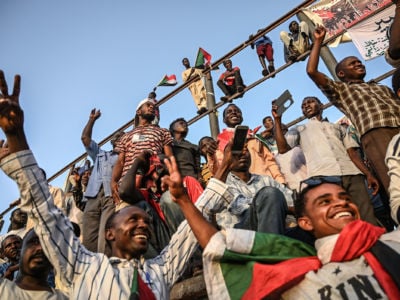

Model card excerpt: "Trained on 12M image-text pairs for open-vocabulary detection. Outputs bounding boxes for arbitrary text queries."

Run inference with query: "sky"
[0,0,394,234]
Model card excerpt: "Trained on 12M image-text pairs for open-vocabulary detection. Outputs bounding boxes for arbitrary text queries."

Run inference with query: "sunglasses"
[299,176,342,193]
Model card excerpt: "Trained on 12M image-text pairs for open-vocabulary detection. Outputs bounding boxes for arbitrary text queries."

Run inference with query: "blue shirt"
[0,262,12,278]
[254,35,272,47]
[84,140,118,198]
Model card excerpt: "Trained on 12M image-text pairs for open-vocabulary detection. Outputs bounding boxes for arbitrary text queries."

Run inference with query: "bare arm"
[163,144,173,158]
[81,108,101,147]
[389,5,400,60]
[213,139,235,183]
[271,104,291,154]
[118,152,151,203]
[111,152,124,204]
[347,147,379,195]
[162,156,217,249]
[306,25,329,88]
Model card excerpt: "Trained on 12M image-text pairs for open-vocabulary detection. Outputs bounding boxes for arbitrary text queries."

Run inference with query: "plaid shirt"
[320,76,400,137]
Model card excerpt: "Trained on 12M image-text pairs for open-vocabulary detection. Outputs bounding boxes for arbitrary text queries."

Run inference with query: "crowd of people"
[0,10,400,300]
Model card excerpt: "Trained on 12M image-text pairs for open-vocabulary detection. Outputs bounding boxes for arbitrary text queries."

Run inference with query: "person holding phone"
[211,131,292,235]
[217,104,286,184]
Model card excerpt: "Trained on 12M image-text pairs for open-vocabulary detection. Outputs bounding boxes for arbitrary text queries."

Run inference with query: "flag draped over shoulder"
[195,47,212,68]
[203,221,400,300]
[202,229,317,300]
[156,74,177,87]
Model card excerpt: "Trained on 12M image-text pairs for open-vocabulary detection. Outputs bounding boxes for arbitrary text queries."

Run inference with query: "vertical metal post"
[297,11,339,81]
[204,72,220,139]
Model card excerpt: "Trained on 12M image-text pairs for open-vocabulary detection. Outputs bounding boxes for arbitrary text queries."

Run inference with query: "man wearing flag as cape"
[164,147,400,299]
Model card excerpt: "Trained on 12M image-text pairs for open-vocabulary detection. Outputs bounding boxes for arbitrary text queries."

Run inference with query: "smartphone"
[231,125,249,154]
[273,90,294,116]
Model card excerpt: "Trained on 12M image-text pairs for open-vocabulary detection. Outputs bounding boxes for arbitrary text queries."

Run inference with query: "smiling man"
[217,104,285,183]
[279,181,400,299]
[199,181,400,299]
[307,24,400,197]
[0,70,231,299]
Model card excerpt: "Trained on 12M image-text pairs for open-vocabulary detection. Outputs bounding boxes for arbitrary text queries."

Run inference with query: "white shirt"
[286,118,362,177]
[0,150,229,300]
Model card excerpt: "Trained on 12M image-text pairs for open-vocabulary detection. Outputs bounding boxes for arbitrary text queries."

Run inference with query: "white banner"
[347,5,395,60]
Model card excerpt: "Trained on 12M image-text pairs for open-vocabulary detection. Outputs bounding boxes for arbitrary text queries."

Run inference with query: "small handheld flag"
[153,74,178,91]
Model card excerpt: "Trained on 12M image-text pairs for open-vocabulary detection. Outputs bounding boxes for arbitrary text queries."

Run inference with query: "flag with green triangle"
[203,229,317,300]
[156,74,178,87]
[195,47,212,68]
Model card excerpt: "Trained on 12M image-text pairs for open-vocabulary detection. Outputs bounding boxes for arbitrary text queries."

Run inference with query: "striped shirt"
[319,76,400,137]
[0,150,229,300]
[115,125,173,179]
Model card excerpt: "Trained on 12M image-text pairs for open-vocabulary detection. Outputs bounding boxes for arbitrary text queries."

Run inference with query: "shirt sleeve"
[162,129,173,147]
[85,140,100,162]
[114,133,127,155]
[318,76,342,105]
[343,126,360,150]
[285,129,300,148]
[0,150,100,290]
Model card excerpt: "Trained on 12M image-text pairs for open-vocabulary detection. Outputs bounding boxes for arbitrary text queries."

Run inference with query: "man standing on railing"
[81,108,123,256]
[181,58,208,115]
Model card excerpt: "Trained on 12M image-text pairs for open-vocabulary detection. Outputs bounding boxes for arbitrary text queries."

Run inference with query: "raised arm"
[0,71,27,153]
[213,139,235,183]
[81,108,101,147]
[271,103,291,154]
[118,151,151,204]
[0,70,90,288]
[306,25,329,88]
